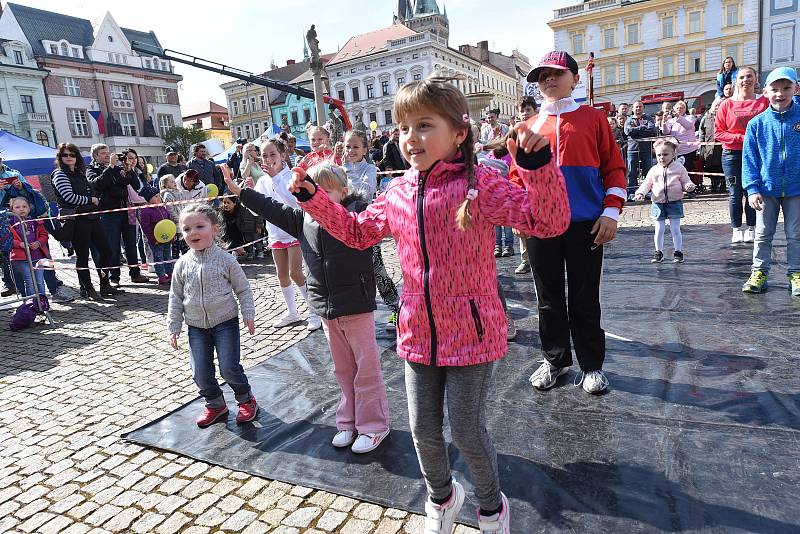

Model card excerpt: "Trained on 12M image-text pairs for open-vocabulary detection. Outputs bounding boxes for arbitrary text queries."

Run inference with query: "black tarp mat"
[123,224,800,533]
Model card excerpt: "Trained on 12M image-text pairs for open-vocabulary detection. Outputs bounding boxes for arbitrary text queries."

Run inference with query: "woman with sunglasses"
[51,143,116,300]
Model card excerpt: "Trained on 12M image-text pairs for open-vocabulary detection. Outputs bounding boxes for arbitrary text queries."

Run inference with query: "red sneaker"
[196,405,228,428]
[236,397,259,424]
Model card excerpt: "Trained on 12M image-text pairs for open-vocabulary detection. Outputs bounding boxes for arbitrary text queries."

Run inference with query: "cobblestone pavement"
[0,197,733,534]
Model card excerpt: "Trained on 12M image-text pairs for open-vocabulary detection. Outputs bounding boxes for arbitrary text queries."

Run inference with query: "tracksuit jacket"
[743,100,800,199]
[297,154,570,366]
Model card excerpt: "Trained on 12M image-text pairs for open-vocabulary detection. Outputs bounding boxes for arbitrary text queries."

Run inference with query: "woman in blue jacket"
[716,57,738,98]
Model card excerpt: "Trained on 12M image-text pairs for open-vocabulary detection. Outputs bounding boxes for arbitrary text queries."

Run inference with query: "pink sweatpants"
[321,312,390,434]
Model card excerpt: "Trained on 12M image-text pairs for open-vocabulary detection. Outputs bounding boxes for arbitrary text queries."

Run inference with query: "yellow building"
[549,0,759,111]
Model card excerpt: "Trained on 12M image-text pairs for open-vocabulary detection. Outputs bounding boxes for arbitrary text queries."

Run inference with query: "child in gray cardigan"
[167,203,259,428]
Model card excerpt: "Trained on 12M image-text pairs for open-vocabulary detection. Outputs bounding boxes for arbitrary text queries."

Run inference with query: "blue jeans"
[627,145,652,195]
[150,242,173,277]
[495,226,513,248]
[11,260,45,297]
[722,150,756,228]
[187,316,252,408]
[101,211,140,280]
[752,195,800,276]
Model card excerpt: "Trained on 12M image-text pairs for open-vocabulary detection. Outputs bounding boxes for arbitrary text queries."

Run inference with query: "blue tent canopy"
[212,125,311,164]
[0,130,91,175]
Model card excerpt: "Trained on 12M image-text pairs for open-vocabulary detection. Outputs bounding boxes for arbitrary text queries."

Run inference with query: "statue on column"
[306,25,320,63]
[353,110,367,133]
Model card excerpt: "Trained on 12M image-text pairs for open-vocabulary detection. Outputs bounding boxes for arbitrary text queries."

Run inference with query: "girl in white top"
[240,142,266,184]
[250,138,321,331]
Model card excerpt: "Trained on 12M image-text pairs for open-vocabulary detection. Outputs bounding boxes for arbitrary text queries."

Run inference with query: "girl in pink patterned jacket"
[289,77,570,534]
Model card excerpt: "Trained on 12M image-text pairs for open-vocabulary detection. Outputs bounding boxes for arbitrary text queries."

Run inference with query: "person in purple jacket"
[138,185,175,285]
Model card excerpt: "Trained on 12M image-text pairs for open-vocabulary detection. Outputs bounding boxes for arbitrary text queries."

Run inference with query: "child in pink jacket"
[289,77,570,534]
[635,137,696,263]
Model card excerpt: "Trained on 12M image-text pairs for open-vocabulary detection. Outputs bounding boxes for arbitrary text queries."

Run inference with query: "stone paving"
[0,197,734,534]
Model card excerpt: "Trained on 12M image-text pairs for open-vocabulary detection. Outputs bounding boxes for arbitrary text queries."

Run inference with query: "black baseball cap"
[165,146,177,155]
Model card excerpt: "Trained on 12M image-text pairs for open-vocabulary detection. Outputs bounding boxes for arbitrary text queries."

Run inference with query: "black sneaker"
[1,288,15,297]
[494,245,502,257]
[673,251,684,263]
[651,251,664,263]
[502,246,514,257]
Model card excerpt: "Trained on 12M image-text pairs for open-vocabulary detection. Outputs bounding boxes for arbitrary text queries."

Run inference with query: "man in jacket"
[86,143,149,284]
[624,101,658,200]
[382,128,409,172]
[156,146,187,180]
[227,138,246,180]
[187,143,223,192]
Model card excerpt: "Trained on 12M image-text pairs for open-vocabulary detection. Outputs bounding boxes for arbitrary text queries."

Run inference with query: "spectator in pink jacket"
[289,77,569,534]
[663,100,700,185]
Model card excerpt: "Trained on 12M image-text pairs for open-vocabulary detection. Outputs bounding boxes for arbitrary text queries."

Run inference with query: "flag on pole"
[88,110,105,135]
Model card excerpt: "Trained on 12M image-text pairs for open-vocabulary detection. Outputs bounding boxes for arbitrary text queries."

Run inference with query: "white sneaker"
[529,360,569,390]
[307,314,322,331]
[351,428,390,454]
[331,430,356,448]
[731,227,743,244]
[477,492,510,534]
[272,312,302,328]
[576,370,609,394]
[743,226,755,243]
[424,478,465,534]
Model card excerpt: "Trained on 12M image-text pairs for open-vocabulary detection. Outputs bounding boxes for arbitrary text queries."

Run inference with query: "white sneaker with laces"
[424,478,465,534]
[731,227,743,244]
[331,430,356,448]
[576,370,609,394]
[351,428,390,454]
[307,314,322,331]
[272,312,302,328]
[744,226,755,243]
[477,492,510,534]
[529,360,569,390]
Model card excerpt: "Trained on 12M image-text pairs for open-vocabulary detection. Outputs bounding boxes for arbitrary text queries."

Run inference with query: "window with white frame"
[381,79,390,95]
[384,109,392,124]
[115,112,138,136]
[245,125,251,138]
[110,83,131,101]
[603,27,616,49]
[68,109,89,137]
[144,59,152,69]
[688,11,703,33]
[60,43,68,56]
[71,47,80,58]
[725,44,741,63]
[236,126,242,138]
[241,99,247,113]
[772,22,795,62]
[155,87,168,104]
[366,83,374,98]
[253,123,260,136]
[662,56,675,77]
[49,44,58,55]
[232,101,239,115]
[63,77,80,96]
[263,121,270,132]
[688,50,703,73]
[157,114,174,137]
[662,16,675,38]
[13,50,23,65]
[250,96,256,111]
[396,76,405,87]
[628,61,642,82]
[36,131,48,146]
[259,95,266,110]
[20,95,34,113]
[602,66,617,86]
[627,23,640,45]
[726,3,740,26]
[572,33,585,54]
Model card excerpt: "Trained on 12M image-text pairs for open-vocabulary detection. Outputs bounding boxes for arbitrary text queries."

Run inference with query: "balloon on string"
[154,219,177,243]
[369,120,378,131]
[146,163,154,174]
[206,184,219,198]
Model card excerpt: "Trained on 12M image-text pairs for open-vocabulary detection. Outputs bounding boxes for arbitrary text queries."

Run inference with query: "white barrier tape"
[11,194,238,227]
[31,236,271,271]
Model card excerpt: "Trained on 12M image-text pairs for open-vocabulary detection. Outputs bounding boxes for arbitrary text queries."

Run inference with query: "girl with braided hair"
[288,75,570,534]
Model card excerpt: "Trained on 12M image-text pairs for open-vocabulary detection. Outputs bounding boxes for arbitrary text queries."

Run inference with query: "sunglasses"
[60,153,77,158]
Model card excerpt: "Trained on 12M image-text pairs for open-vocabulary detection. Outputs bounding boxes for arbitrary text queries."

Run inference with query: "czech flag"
[88,110,105,135]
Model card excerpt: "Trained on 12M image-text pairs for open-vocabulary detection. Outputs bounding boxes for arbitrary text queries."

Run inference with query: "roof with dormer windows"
[328,24,417,65]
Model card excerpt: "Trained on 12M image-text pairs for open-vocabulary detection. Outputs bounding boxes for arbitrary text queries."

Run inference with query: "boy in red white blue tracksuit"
[512,51,627,394]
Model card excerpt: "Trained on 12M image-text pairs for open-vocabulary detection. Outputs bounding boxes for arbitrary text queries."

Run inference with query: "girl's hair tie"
[466,188,478,201]
[462,113,470,123]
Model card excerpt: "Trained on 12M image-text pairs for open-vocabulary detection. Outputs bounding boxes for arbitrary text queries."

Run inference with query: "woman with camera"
[53,143,117,300]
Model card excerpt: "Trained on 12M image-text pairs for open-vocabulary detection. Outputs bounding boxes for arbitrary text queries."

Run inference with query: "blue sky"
[14,0,563,112]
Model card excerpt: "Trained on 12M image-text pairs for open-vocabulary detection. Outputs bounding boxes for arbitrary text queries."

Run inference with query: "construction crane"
[130,41,352,131]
